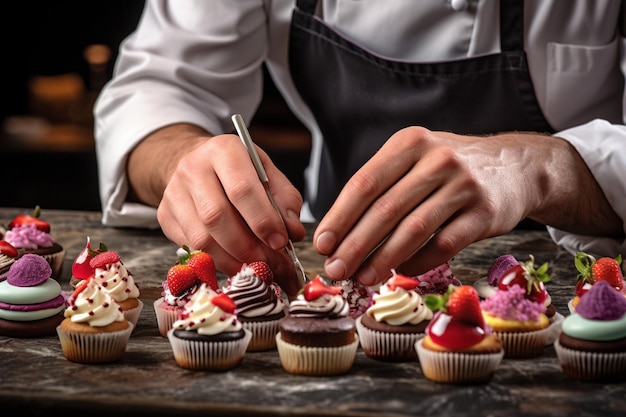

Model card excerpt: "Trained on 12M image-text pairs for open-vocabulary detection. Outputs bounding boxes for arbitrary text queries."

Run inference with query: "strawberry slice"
[387,270,419,291]
[302,275,342,301]
[0,241,18,258]
[212,293,237,314]
[8,205,50,233]
[89,251,121,269]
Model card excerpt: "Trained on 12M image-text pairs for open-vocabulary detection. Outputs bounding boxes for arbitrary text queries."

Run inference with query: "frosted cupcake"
[569,252,626,314]
[3,206,65,280]
[167,283,252,371]
[418,285,504,384]
[57,277,132,364]
[277,276,358,376]
[555,280,626,381]
[480,284,553,358]
[0,240,19,279]
[90,250,143,327]
[223,261,286,351]
[357,270,432,362]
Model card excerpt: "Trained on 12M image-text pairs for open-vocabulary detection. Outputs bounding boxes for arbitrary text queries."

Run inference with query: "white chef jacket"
[94,0,626,258]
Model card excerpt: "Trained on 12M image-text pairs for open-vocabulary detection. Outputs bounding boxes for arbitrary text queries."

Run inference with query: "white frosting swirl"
[173,283,242,335]
[64,279,125,327]
[288,293,349,318]
[4,225,55,249]
[93,261,140,302]
[367,282,433,326]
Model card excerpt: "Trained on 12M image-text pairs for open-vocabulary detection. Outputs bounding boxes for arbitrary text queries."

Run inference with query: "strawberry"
[89,250,121,269]
[68,277,91,306]
[575,252,624,292]
[247,261,273,285]
[498,254,550,303]
[8,205,50,233]
[187,251,218,290]
[167,264,197,296]
[72,237,94,279]
[0,240,18,258]
[211,293,237,314]
[387,269,419,291]
[445,285,484,327]
[592,256,623,290]
[302,275,342,301]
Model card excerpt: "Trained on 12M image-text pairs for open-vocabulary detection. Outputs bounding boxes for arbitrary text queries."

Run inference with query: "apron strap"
[295,0,317,14]
[500,0,525,52]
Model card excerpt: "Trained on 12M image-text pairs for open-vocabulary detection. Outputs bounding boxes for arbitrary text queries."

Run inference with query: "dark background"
[0,1,309,212]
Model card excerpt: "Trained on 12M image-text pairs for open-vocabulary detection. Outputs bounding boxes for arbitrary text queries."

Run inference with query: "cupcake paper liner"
[554,340,626,382]
[495,322,556,358]
[356,316,425,362]
[415,339,504,384]
[56,323,133,364]
[153,298,181,338]
[242,319,281,351]
[167,328,252,371]
[275,332,359,376]
[123,299,144,328]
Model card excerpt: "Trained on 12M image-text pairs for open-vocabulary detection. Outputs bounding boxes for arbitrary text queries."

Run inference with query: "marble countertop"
[0,207,624,417]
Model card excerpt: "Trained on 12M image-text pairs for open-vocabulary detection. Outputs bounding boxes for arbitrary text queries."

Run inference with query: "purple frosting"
[0,294,66,311]
[576,280,626,320]
[6,254,52,287]
[486,254,518,286]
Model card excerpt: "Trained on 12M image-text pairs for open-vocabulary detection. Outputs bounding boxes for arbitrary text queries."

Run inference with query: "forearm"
[127,123,212,207]
[525,134,623,237]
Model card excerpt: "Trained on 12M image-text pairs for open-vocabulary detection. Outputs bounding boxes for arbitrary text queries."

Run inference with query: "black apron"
[288,0,554,221]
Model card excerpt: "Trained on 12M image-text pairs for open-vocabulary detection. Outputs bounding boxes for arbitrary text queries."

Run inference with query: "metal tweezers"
[231,114,310,288]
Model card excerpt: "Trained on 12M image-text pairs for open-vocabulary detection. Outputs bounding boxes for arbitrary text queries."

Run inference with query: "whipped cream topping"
[93,261,140,302]
[367,280,432,326]
[223,266,284,318]
[64,278,125,327]
[288,292,349,318]
[162,280,198,307]
[173,283,242,335]
[480,284,546,322]
[4,224,55,249]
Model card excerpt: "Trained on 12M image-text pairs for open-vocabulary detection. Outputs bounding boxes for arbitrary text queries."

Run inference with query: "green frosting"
[561,314,626,341]
[0,279,62,304]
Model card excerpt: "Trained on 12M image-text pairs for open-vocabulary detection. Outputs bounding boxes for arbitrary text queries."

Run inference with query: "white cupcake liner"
[415,339,504,384]
[153,298,181,337]
[356,316,424,362]
[495,323,555,358]
[242,319,281,351]
[56,322,133,364]
[275,332,359,376]
[167,328,252,371]
[554,339,626,381]
[123,299,144,328]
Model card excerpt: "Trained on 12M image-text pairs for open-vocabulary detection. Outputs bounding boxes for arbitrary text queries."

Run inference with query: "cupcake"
[480,284,552,358]
[570,252,626,313]
[417,285,504,384]
[338,276,374,319]
[223,261,286,351]
[57,277,133,363]
[357,270,433,362]
[154,247,217,337]
[276,275,358,376]
[167,283,252,371]
[0,254,67,337]
[413,261,461,296]
[0,240,19,279]
[3,206,65,280]
[555,280,626,381]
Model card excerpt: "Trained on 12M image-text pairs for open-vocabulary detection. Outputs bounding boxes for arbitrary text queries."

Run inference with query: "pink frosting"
[576,280,626,321]
[4,225,55,249]
[413,261,461,295]
[480,284,546,322]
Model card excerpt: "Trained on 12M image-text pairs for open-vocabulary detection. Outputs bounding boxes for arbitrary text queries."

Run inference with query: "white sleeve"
[93,0,268,228]
[547,119,626,258]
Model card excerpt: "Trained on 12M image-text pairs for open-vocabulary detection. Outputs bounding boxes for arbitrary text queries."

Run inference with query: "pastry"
[357,270,432,362]
[3,206,65,280]
[167,283,252,371]
[276,275,358,375]
[0,254,66,337]
[57,277,133,363]
[555,280,626,381]
[417,285,504,384]
[223,261,286,351]
[570,251,626,313]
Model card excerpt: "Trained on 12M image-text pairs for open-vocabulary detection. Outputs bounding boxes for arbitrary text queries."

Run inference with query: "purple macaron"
[6,254,52,287]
